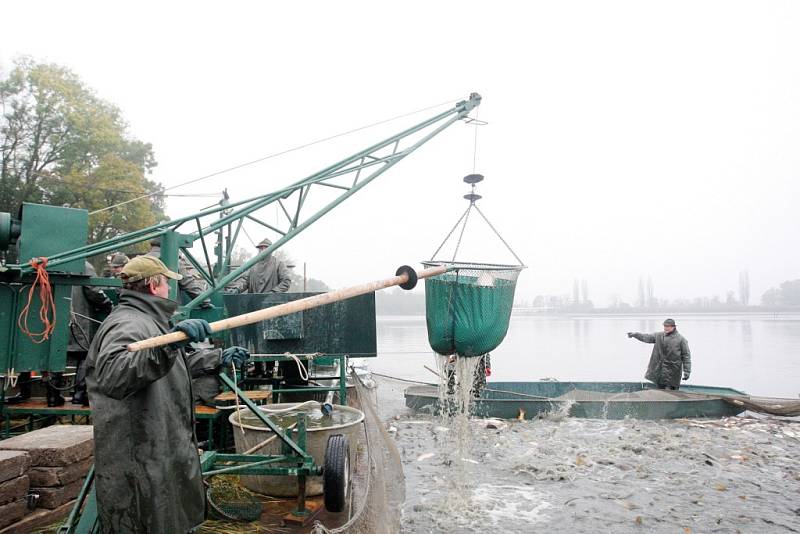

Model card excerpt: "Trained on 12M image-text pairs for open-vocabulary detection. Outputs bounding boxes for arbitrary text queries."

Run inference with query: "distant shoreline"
[376,308,800,318]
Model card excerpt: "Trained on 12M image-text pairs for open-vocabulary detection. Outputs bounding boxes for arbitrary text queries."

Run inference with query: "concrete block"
[0,451,30,484]
[28,457,92,487]
[0,426,93,467]
[0,499,27,530]
[32,477,84,509]
[0,476,29,506]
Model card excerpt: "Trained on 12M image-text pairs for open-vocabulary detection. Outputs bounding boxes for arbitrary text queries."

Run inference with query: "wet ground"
[374,378,800,534]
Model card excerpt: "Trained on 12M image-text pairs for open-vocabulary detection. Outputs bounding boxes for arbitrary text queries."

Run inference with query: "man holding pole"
[86,255,248,533]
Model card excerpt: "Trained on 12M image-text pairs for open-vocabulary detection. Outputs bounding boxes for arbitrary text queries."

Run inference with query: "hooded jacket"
[631,330,691,388]
[86,290,205,533]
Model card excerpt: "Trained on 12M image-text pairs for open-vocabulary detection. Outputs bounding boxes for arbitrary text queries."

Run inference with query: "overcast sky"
[2,1,798,306]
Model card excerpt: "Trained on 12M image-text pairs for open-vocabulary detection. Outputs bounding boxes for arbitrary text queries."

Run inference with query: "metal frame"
[247,353,348,404]
[6,94,482,532]
[10,93,482,317]
[202,372,320,517]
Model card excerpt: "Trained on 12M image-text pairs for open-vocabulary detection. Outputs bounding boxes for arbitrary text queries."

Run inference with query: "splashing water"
[432,354,482,512]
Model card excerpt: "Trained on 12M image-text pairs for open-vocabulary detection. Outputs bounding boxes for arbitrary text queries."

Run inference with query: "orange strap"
[17,257,57,344]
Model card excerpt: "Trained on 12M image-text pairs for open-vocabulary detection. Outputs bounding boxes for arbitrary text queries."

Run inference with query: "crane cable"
[91,97,462,216]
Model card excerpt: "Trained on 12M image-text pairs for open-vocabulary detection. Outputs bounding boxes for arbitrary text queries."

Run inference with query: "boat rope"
[17,258,56,343]
[369,371,435,386]
[286,352,310,382]
[91,97,462,216]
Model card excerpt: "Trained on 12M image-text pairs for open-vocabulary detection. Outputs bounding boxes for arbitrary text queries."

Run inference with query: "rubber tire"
[323,434,350,513]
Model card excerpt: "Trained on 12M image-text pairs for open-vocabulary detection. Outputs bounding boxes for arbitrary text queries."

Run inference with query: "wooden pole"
[127,265,447,352]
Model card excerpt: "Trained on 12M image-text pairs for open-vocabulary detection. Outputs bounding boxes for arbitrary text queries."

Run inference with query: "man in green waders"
[86,256,249,533]
[627,318,691,390]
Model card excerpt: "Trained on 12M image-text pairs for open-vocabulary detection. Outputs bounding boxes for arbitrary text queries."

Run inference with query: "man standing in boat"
[627,318,691,390]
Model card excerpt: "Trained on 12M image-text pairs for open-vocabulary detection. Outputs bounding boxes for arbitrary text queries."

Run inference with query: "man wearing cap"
[108,252,129,277]
[627,319,691,390]
[234,237,292,293]
[85,255,249,533]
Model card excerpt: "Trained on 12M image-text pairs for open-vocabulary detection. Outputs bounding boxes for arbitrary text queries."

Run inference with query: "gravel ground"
[375,378,800,534]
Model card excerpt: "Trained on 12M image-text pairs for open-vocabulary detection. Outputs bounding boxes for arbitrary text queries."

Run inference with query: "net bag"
[424,261,522,357]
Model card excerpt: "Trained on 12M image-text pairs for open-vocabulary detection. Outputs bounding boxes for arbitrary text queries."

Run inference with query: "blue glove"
[221,346,250,367]
[171,319,212,347]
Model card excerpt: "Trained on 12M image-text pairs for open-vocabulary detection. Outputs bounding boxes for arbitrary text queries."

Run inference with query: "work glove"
[626,332,634,338]
[221,346,250,367]
[171,319,213,347]
[485,367,492,377]
[682,372,690,381]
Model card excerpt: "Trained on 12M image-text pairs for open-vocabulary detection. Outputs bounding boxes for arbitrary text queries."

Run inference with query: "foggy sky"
[2,1,798,307]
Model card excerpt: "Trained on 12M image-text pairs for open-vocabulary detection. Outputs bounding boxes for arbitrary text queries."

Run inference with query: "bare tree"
[637,277,645,308]
[739,270,750,306]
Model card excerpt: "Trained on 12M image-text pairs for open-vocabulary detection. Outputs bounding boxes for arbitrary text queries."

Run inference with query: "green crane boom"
[5,93,481,315]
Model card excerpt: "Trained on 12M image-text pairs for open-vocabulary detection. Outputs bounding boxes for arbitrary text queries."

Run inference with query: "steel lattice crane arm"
[5,93,481,314]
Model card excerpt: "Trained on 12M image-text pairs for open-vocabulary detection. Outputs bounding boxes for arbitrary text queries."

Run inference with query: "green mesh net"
[423,261,522,357]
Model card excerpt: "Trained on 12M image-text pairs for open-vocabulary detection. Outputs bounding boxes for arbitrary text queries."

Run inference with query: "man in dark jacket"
[627,318,691,389]
[234,238,292,293]
[69,261,113,406]
[86,255,247,533]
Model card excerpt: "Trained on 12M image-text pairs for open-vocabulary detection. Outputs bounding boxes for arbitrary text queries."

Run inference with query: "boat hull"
[404,381,748,420]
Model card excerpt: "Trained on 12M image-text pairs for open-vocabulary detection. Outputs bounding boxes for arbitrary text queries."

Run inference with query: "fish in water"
[417,452,436,462]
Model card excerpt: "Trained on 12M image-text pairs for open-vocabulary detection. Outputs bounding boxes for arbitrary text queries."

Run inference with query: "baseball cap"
[120,255,182,283]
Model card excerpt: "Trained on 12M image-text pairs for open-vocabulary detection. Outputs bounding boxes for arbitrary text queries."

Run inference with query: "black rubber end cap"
[396,265,418,290]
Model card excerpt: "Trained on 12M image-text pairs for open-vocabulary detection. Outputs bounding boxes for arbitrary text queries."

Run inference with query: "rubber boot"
[46,372,65,407]
[4,372,32,404]
[71,355,90,406]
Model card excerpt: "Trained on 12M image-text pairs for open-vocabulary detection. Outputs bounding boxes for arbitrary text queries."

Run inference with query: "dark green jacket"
[86,291,205,534]
[67,261,112,353]
[234,255,291,293]
[631,330,691,388]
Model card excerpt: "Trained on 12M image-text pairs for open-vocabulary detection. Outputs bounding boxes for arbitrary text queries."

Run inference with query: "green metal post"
[294,413,309,516]
[159,231,181,301]
[339,355,347,404]
[218,372,310,459]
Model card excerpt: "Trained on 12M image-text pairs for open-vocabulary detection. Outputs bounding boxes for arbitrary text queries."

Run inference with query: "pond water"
[371,313,800,399]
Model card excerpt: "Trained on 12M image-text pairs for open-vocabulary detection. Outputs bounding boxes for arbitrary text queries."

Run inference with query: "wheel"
[323,434,350,512]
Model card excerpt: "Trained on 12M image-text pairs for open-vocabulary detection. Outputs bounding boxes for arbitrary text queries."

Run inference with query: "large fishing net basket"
[206,484,263,522]
[423,261,523,357]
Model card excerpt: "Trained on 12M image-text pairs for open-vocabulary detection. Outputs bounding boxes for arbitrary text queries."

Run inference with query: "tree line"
[1,57,166,263]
